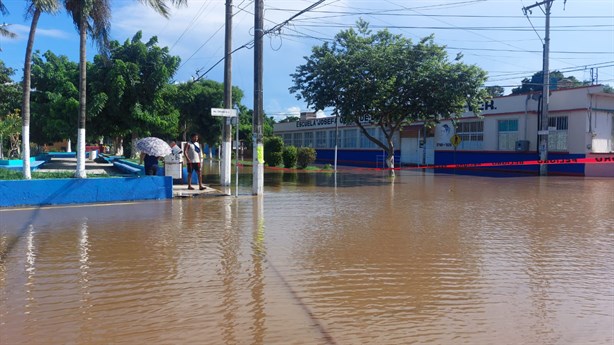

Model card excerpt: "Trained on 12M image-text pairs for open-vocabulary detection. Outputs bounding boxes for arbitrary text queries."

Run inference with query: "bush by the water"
[264,136,284,167]
[282,146,297,168]
[297,147,316,169]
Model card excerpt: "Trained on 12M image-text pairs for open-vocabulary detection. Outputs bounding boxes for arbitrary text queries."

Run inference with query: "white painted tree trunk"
[75,128,87,178]
[22,125,31,179]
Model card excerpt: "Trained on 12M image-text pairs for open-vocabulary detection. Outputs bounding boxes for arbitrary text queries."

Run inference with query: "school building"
[273,85,614,177]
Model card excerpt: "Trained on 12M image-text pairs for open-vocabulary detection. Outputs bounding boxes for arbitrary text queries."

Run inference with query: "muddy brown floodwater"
[1,169,613,345]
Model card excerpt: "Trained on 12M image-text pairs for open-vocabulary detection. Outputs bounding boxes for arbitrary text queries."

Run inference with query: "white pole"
[334,114,339,172]
[235,116,239,197]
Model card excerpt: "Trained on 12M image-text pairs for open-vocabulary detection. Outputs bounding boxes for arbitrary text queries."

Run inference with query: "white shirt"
[185,141,202,163]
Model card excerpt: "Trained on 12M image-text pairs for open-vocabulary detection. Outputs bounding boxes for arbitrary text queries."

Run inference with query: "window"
[498,119,518,150]
[315,131,327,148]
[457,121,484,150]
[360,128,377,148]
[328,130,338,148]
[304,132,314,148]
[548,116,568,151]
[343,129,357,148]
[282,133,292,146]
[293,132,303,147]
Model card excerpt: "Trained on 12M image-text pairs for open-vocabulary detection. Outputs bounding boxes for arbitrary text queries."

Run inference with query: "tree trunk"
[21,9,41,179]
[386,135,396,177]
[131,133,139,159]
[75,15,87,178]
[113,136,124,155]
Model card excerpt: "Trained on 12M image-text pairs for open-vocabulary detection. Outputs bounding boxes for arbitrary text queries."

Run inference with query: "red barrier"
[397,156,614,171]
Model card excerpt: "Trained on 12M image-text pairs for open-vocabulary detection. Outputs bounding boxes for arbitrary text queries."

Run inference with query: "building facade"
[273,86,614,176]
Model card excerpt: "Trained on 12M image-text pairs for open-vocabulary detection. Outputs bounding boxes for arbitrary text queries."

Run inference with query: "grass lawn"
[0,169,110,180]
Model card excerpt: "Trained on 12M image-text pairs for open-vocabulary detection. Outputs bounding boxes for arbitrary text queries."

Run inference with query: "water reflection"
[0,170,612,344]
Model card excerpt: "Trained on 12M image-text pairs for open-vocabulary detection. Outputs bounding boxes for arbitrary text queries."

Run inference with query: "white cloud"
[5,24,71,41]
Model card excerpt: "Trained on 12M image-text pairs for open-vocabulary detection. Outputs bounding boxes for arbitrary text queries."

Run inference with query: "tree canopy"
[511,70,588,95]
[0,60,20,117]
[29,51,80,143]
[89,31,181,142]
[290,20,488,173]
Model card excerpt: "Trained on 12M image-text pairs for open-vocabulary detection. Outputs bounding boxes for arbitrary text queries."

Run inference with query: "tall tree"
[21,0,60,179]
[290,20,488,175]
[511,70,588,95]
[64,0,110,177]
[172,79,244,152]
[485,85,505,97]
[64,0,186,177]
[29,51,79,144]
[89,32,181,155]
[0,60,21,117]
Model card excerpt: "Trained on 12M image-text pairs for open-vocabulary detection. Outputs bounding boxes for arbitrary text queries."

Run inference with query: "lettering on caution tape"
[394,156,614,170]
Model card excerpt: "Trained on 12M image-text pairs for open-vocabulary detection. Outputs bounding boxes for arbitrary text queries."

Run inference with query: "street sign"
[450,134,462,147]
[211,108,237,117]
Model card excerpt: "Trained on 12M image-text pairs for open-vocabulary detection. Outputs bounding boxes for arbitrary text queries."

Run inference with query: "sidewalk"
[37,156,223,198]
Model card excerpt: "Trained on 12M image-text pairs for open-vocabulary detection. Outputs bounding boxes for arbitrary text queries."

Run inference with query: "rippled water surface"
[1,170,613,345]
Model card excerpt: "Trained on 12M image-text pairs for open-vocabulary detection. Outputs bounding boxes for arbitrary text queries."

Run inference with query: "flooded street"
[1,169,613,345]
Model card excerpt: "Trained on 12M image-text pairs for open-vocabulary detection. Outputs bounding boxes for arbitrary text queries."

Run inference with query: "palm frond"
[0,25,17,39]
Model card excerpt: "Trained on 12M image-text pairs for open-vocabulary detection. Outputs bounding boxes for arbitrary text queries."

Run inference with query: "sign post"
[212,108,238,118]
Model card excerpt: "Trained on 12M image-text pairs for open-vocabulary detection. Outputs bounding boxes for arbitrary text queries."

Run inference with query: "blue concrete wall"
[315,148,401,168]
[0,176,173,208]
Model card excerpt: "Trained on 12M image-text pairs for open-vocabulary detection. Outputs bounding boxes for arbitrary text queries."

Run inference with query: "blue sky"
[1,0,613,120]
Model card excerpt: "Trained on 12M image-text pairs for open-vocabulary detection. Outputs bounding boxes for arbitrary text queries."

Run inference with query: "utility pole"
[523,0,554,176]
[252,0,264,195]
[221,0,233,187]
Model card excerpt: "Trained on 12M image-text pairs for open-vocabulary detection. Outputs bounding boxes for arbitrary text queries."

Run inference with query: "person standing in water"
[183,133,205,190]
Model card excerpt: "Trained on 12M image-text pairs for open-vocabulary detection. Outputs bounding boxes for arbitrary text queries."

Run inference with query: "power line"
[193,0,327,81]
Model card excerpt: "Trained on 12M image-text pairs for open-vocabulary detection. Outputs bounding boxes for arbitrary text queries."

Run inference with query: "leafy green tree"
[290,20,488,175]
[29,51,79,144]
[21,0,60,179]
[64,0,186,176]
[172,79,247,155]
[0,112,21,159]
[511,70,588,95]
[485,85,505,97]
[0,60,20,117]
[89,32,181,155]
[235,105,275,154]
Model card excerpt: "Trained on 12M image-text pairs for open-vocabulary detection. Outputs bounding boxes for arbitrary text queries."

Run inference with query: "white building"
[274,85,614,176]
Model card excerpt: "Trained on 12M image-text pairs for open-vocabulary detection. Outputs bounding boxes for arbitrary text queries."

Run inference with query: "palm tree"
[21,0,59,179]
[1,1,17,40]
[64,0,110,178]
[64,0,186,178]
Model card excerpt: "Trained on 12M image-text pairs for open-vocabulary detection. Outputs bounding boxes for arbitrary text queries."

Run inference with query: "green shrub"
[264,136,284,167]
[297,147,316,169]
[282,145,297,168]
[268,152,283,167]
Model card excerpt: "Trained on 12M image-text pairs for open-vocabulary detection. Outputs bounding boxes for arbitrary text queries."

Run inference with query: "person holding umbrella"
[139,152,161,175]
[184,133,205,190]
[136,137,172,176]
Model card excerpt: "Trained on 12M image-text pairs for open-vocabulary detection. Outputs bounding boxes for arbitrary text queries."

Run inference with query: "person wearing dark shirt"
[140,152,160,175]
